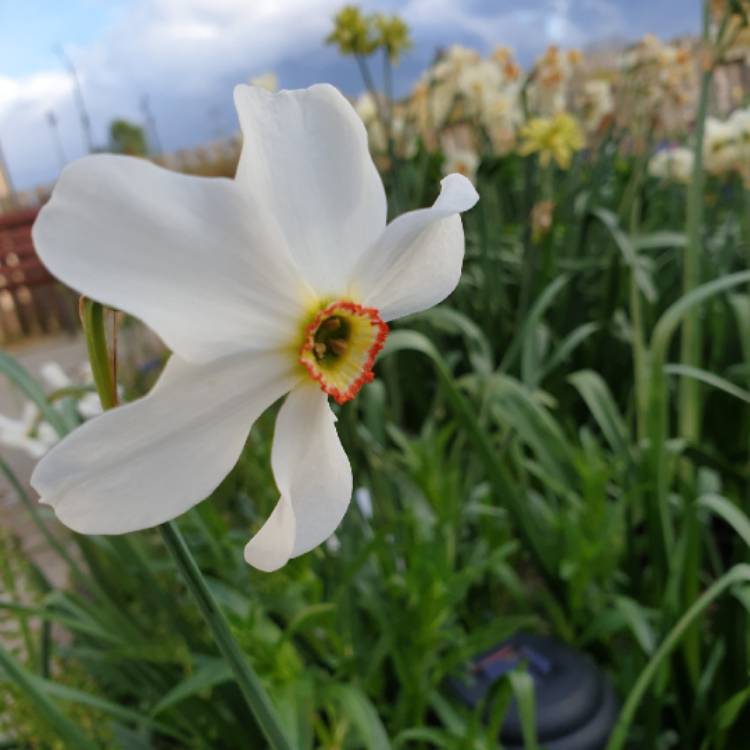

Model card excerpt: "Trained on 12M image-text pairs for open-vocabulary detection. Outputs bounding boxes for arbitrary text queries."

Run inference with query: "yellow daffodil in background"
[325,5,377,56]
[519,112,584,169]
[373,13,411,63]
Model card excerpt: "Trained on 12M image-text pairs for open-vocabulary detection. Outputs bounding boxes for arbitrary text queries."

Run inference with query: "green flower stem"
[678,0,729,687]
[353,52,402,215]
[648,272,750,550]
[158,523,293,750]
[81,301,293,750]
[678,1,712,445]
[80,298,118,411]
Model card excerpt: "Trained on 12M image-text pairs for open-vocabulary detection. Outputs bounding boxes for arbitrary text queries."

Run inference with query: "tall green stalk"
[158,523,293,750]
[81,300,294,750]
[678,0,720,685]
[679,3,712,446]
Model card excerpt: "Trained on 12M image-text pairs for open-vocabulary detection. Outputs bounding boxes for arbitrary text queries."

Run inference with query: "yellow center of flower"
[299,300,388,405]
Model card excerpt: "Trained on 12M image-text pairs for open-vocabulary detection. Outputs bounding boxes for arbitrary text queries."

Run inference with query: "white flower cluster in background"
[0,362,102,459]
[618,33,696,136]
[648,147,694,183]
[704,108,750,180]
[526,46,581,118]
[578,79,615,135]
[652,106,750,185]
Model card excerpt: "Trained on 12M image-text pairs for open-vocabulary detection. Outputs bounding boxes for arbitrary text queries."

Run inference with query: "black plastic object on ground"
[447,632,618,750]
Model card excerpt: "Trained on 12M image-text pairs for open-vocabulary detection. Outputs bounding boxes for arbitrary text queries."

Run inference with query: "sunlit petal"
[32,352,299,534]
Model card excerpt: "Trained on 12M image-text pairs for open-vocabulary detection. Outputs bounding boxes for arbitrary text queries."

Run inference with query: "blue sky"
[0,1,129,77]
[0,0,701,190]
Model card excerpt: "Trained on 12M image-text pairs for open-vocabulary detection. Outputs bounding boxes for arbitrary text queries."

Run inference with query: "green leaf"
[606,565,750,750]
[568,370,630,456]
[0,643,99,750]
[152,657,232,715]
[590,207,655,301]
[500,274,570,377]
[632,231,687,251]
[394,728,450,748]
[326,684,392,750]
[536,322,600,385]
[664,364,750,406]
[0,351,70,436]
[37,678,189,742]
[717,686,750,731]
[698,494,750,548]
[488,374,575,490]
[651,270,750,363]
[508,670,539,750]
[613,596,656,655]
[414,307,494,374]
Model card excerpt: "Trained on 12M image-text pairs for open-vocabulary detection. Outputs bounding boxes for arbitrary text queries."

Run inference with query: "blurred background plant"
[3,1,750,748]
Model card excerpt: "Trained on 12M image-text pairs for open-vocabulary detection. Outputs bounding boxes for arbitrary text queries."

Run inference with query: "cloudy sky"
[1,0,700,190]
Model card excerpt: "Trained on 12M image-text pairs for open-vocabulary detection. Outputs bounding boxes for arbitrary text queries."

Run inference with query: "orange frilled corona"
[299,300,388,405]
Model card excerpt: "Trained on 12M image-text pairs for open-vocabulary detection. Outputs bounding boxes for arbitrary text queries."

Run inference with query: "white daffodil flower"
[0,402,58,459]
[30,83,478,571]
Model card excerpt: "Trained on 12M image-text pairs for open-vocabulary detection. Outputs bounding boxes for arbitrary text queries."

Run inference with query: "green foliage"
[108,119,148,157]
[5,59,750,750]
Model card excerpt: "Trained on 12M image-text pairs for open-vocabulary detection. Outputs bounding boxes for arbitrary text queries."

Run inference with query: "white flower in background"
[354,487,373,520]
[355,92,387,152]
[0,361,103,459]
[648,147,694,183]
[31,84,478,572]
[0,403,58,459]
[579,79,614,133]
[392,114,418,159]
[456,60,503,118]
[355,92,379,124]
[705,116,742,174]
[39,362,72,390]
[249,72,278,92]
[39,361,105,420]
[442,143,479,184]
[526,46,578,117]
[440,45,481,75]
[416,45,486,133]
[482,88,522,154]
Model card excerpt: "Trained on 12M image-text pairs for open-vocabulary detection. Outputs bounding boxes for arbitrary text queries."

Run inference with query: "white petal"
[33,154,312,364]
[234,84,387,297]
[31,352,299,534]
[242,496,296,572]
[351,174,479,321]
[244,383,352,571]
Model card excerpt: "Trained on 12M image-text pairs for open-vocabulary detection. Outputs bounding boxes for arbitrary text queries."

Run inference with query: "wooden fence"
[0,207,77,346]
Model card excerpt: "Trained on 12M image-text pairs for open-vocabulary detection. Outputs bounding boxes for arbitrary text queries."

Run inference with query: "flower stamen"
[299,300,388,404]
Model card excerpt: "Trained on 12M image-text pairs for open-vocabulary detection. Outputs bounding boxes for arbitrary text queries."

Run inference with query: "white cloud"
[0,72,73,119]
[0,0,625,190]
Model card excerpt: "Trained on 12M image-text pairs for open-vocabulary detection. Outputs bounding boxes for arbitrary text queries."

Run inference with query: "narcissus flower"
[30,83,478,571]
[519,112,584,170]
